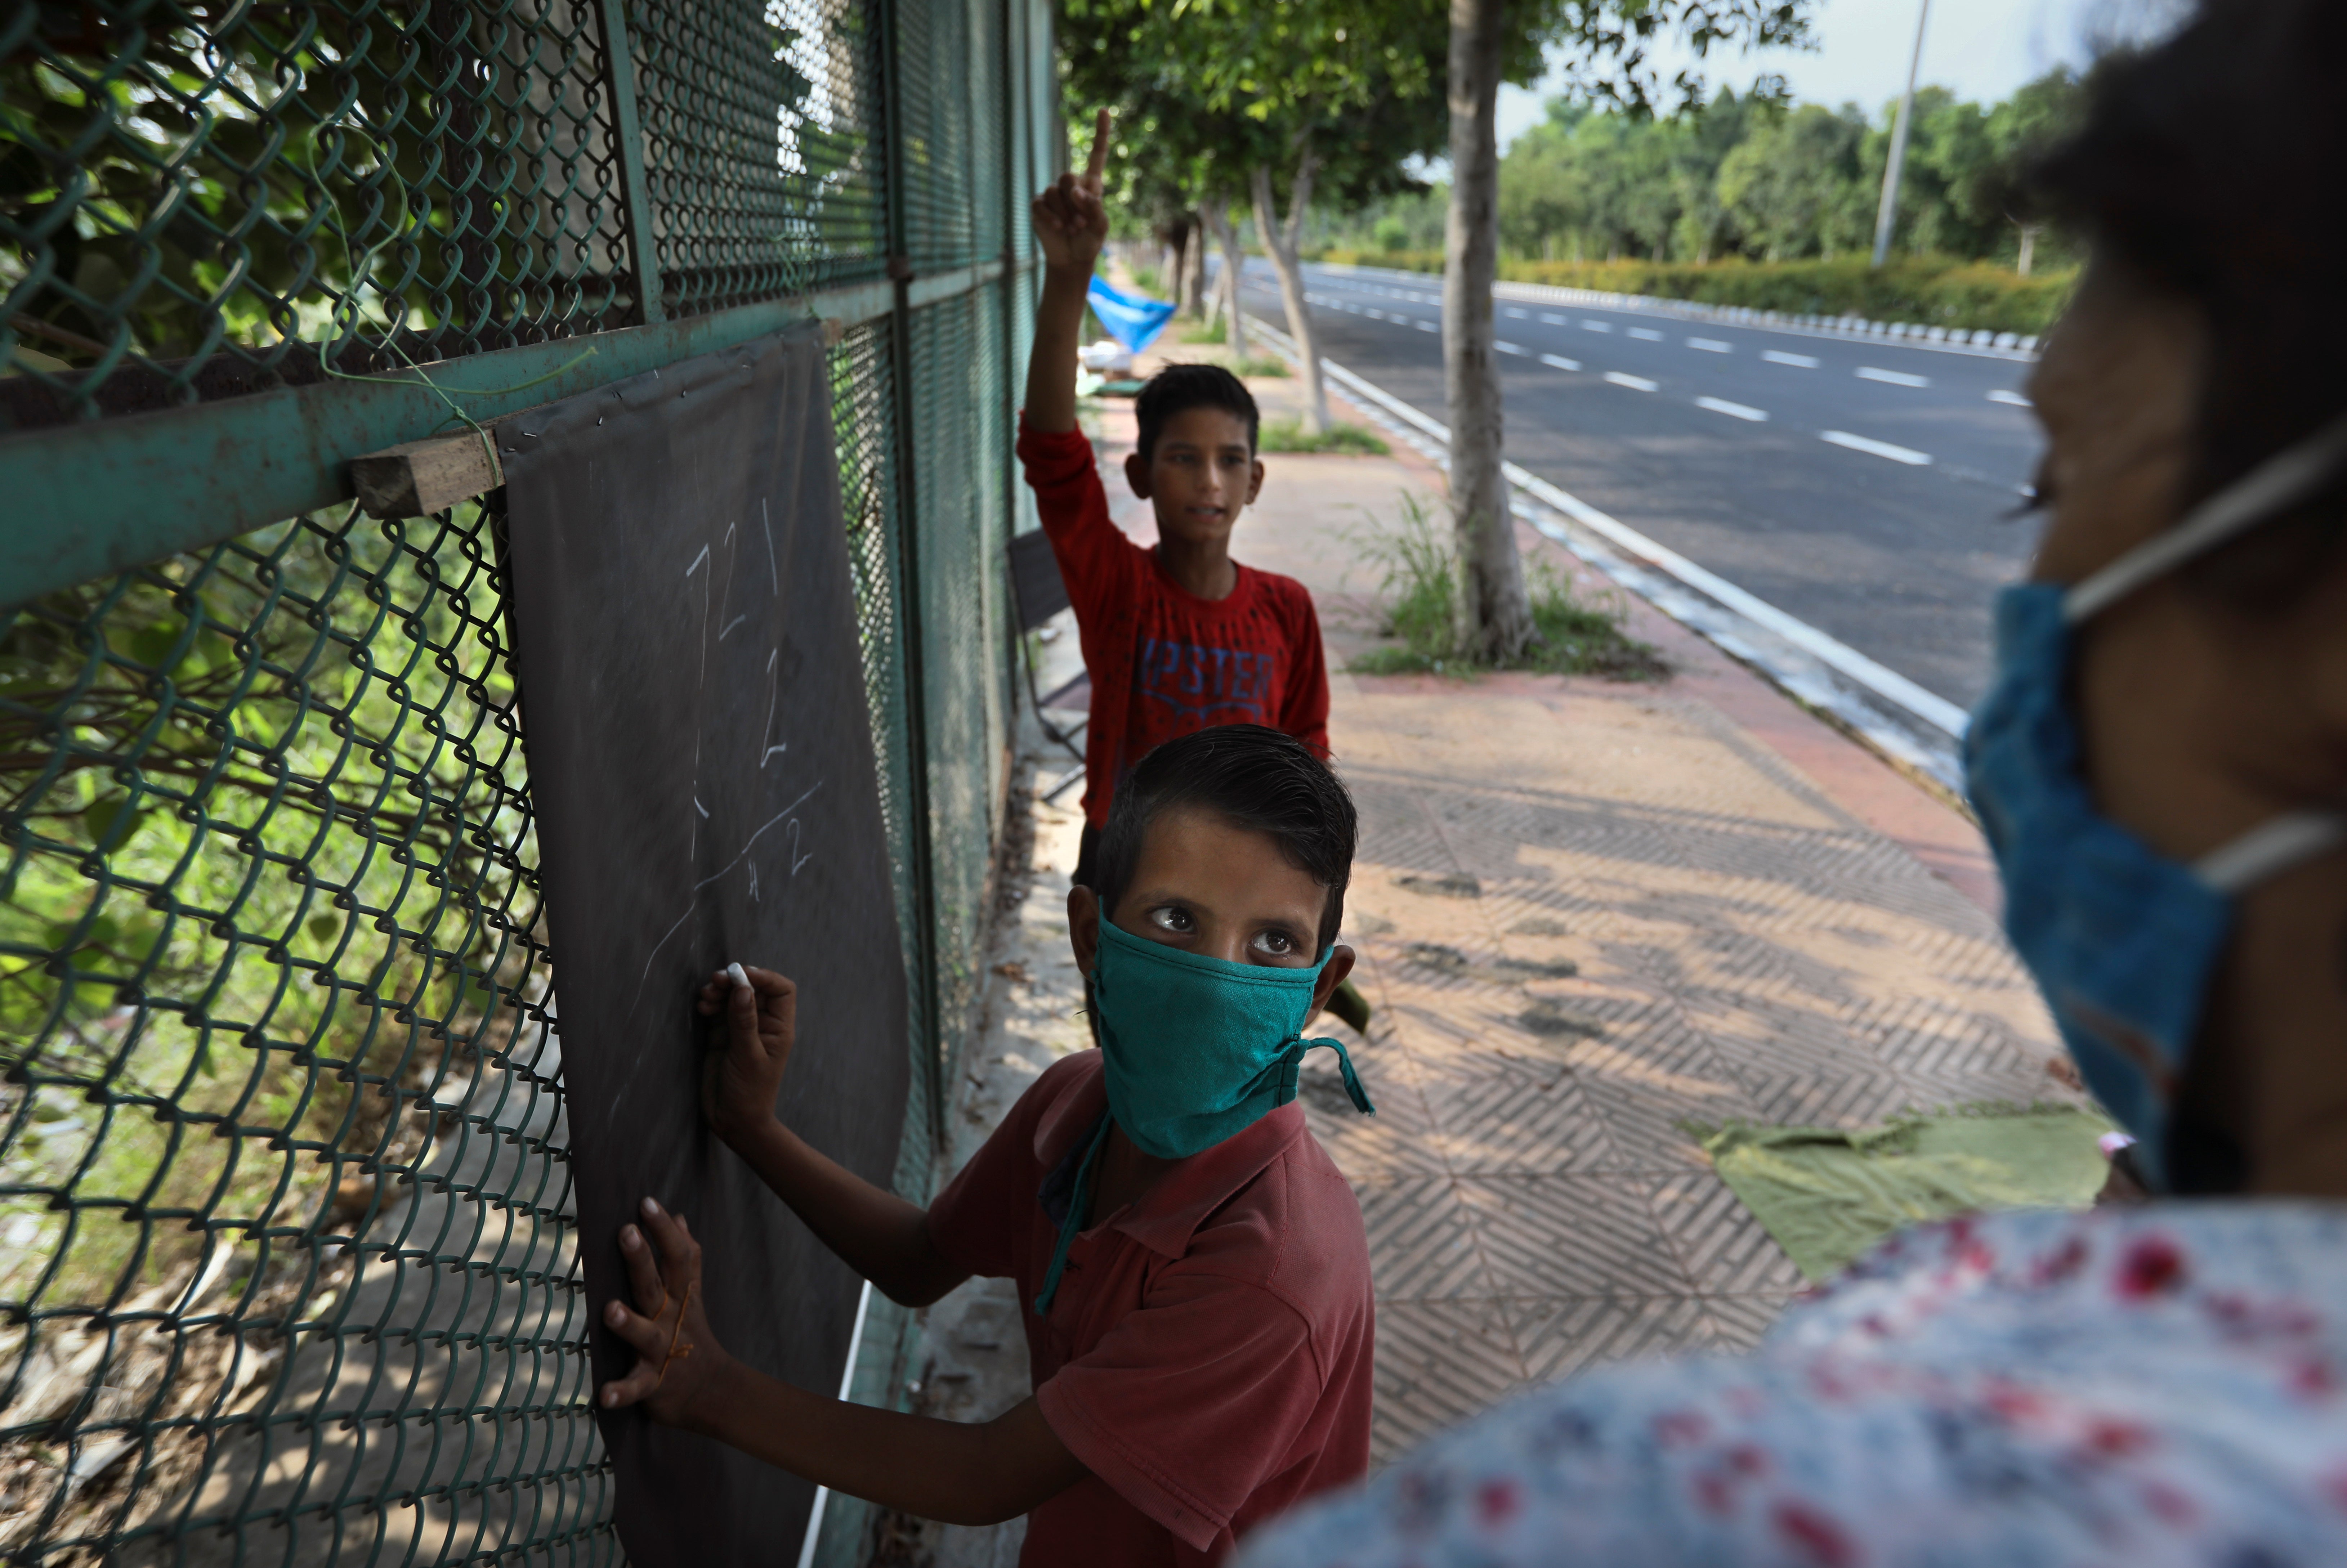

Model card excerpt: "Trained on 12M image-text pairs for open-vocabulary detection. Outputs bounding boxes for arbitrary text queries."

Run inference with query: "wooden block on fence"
[350,431,505,518]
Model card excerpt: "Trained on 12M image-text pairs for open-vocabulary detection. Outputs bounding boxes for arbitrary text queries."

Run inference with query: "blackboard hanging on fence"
[502,323,908,1565]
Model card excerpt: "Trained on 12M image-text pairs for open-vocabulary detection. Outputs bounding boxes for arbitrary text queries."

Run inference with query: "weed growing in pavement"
[1345,492,1669,680]
[1259,416,1386,454]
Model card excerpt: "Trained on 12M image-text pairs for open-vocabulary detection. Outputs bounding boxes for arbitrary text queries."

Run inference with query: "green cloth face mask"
[1033,917,1376,1316]
[1092,915,1374,1157]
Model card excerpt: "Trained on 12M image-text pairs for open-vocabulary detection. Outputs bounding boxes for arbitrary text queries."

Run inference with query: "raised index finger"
[1081,108,1110,191]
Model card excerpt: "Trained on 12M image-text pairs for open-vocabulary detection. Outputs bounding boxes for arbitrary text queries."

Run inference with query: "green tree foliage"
[1332,65,2090,273]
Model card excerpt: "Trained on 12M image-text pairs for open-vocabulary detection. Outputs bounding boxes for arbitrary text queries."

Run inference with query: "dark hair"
[2032,0,2347,605]
[1133,363,1259,462]
[1095,725,1355,952]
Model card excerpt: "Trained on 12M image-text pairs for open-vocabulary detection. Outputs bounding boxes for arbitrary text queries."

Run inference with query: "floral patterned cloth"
[1236,1203,2347,1567]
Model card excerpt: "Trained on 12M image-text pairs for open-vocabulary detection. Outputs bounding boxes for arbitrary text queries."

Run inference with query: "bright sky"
[1496,0,2192,146]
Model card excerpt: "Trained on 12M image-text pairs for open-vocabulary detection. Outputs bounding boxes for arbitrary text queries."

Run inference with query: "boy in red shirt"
[598,725,1378,1563]
[1023,116,1327,892]
[1027,117,1369,1036]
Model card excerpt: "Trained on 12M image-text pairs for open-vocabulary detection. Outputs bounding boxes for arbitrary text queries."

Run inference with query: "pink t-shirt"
[927,1050,1374,1565]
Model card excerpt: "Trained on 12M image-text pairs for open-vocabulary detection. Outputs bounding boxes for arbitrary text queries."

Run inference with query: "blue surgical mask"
[1965,414,2347,1190]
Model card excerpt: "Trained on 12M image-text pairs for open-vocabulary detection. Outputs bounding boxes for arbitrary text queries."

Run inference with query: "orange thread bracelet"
[658,1281,694,1380]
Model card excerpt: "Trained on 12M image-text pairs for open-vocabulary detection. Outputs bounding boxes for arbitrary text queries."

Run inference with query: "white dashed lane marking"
[1605,371,1659,392]
[1687,338,1731,353]
[1627,327,1665,341]
[1822,430,1932,466]
[1857,367,1931,387]
[1539,354,1581,371]
[1539,313,1567,325]
[1582,321,1613,333]
[1988,390,2033,407]
[1762,350,1820,368]
[1696,396,1767,422]
[1495,341,1529,356]
[1504,308,1529,319]
[1415,319,1439,332]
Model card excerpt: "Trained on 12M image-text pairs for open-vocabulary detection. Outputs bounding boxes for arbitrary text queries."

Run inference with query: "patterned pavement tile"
[1507,1296,1719,1385]
[1577,1072,1743,1172]
[1300,626,2067,1469]
[1299,1048,1450,1179]
[1721,1069,1924,1131]
[1455,1175,1696,1297]
[1647,1170,1810,1295]
[1355,1176,1496,1301]
[1371,1300,1525,1465]
[1419,1068,1624,1175]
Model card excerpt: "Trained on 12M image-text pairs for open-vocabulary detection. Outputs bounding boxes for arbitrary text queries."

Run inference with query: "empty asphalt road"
[1235,260,2052,711]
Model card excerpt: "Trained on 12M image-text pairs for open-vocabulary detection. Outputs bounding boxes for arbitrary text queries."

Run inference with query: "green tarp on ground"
[1695,1105,2115,1284]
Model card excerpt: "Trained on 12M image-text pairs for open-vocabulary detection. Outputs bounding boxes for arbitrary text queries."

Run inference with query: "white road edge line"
[1604,372,1659,392]
[1539,353,1581,371]
[1857,366,1931,387]
[1242,315,1970,740]
[1696,396,1767,422]
[1821,430,1933,466]
[796,1279,875,1568]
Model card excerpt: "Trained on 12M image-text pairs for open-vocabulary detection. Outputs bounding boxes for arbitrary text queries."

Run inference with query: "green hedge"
[1305,248,2079,337]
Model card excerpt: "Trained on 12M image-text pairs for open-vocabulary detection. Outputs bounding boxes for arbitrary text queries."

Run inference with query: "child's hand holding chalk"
[696,963,801,1148]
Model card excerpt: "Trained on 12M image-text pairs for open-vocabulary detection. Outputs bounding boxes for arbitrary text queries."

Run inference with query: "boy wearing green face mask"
[598,725,1378,1564]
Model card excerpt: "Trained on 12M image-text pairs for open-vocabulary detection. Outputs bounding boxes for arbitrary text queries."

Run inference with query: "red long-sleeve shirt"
[1019,419,1330,828]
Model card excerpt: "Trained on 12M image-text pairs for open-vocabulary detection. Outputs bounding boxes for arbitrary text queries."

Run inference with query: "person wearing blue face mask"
[1224,4,2347,1564]
[594,724,1378,1564]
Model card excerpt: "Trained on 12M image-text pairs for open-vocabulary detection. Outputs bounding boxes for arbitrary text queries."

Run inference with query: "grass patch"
[1231,354,1289,378]
[1177,320,1228,344]
[1259,417,1386,455]
[1303,247,2076,337]
[1344,492,1668,680]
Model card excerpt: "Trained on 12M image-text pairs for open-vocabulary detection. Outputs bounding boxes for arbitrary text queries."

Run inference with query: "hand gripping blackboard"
[502,323,908,1565]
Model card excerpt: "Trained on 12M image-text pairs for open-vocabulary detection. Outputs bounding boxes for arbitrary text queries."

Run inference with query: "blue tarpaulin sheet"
[1086,275,1177,353]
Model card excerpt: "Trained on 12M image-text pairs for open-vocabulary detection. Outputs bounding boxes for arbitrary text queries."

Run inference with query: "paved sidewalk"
[880,361,2072,1564]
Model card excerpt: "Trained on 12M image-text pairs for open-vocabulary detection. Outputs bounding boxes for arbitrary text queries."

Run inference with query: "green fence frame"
[0,0,1054,1560]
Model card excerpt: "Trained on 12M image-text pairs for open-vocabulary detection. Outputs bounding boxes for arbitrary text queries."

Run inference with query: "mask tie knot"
[1279,1036,1377,1116]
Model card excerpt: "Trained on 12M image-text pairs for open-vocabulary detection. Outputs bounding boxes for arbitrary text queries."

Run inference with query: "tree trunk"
[1252,156,1329,433]
[1201,199,1224,330]
[1202,198,1250,356]
[2016,223,2038,278]
[1183,218,1208,315]
[1444,0,1534,662]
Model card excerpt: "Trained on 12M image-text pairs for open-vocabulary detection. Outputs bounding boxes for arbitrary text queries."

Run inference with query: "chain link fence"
[2,0,1055,1559]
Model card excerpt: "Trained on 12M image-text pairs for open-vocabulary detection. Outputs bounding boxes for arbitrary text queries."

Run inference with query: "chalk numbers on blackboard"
[627,502,823,1017]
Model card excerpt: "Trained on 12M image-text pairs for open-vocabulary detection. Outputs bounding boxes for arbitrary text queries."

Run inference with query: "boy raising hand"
[1027,115,1340,917]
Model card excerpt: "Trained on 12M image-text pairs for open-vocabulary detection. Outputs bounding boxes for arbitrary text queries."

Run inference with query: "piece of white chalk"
[725,962,750,991]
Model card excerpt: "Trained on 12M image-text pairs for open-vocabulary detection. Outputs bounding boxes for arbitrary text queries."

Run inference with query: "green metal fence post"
[877,0,945,1157]
[594,0,666,326]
